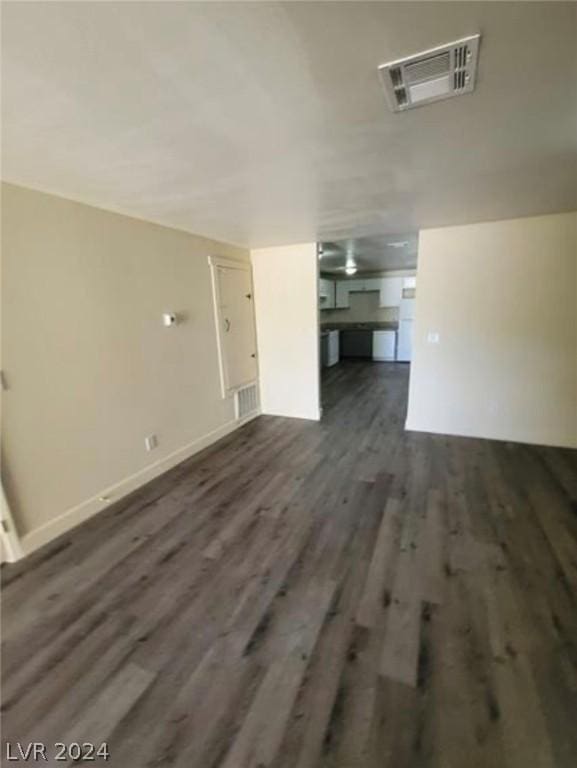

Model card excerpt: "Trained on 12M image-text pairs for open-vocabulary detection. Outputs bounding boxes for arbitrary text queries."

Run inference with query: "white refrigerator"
[397,299,415,362]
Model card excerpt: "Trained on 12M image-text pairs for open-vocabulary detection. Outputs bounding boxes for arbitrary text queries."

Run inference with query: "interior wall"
[1,183,251,549]
[251,243,320,421]
[406,211,577,448]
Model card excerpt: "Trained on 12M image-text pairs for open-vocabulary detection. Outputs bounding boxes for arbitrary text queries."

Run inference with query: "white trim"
[1,481,24,562]
[261,406,321,422]
[208,259,228,397]
[314,249,321,420]
[208,255,250,272]
[403,418,577,449]
[19,411,260,557]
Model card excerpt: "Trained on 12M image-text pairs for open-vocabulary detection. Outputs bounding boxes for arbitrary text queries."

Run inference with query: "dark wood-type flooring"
[2,361,577,767]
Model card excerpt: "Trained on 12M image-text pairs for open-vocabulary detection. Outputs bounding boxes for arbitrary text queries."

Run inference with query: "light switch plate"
[427,331,440,344]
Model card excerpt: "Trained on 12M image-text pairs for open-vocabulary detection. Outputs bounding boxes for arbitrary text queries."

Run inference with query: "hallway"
[2,362,576,767]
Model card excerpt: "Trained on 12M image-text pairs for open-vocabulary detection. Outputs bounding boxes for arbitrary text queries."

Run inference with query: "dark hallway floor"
[2,361,577,767]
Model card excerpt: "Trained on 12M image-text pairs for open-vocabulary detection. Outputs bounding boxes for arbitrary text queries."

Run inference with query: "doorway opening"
[318,233,418,421]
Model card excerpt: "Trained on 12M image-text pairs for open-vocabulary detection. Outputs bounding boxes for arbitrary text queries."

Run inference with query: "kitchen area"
[319,234,417,370]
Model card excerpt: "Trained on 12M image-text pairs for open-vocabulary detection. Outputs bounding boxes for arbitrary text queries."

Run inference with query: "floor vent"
[378,34,481,112]
[235,383,259,420]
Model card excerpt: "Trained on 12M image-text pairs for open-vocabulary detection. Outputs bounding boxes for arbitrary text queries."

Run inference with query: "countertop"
[320,322,398,332]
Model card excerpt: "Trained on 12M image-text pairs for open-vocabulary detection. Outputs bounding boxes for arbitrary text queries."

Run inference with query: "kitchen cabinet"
[378,277,404,308]
[340,329,373,358]
[347,278,383,293]
[335,279,377,308]
[363,278,382,292]
[320,330,340,366]
[336,281,351,308]
[346,278,366,292]
[319,278,335,309]
[373,330,396,361]
[328,330,339,366]
[334,276,406,309]
[403,276,416,289]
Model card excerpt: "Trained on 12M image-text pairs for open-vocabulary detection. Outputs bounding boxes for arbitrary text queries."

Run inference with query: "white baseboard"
[404,417,577,449]
[19,411,260,557]
[260,406,322,422]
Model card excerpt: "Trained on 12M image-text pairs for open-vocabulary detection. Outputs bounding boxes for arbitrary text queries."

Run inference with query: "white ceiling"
[2,2,576,248]
[320,233,418,274]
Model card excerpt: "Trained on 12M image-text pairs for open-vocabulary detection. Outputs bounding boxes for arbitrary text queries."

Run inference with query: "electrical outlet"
[145,434,158,452]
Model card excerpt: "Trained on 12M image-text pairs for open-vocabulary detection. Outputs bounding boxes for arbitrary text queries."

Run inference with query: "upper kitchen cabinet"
[378,276,404,307]
[319,277,336,309]
[333,275,414,309]
[336,279,375,308]
[336,280,351,308]
[403,276,417,289]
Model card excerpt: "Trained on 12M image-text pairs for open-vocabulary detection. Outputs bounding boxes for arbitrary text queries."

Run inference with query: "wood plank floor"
[2,361,577,767]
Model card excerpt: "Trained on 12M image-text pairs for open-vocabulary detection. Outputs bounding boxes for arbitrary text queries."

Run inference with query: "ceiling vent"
[378,34,481,112]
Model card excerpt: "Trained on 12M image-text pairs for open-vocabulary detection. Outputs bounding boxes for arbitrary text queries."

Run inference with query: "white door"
[212,261,258,395]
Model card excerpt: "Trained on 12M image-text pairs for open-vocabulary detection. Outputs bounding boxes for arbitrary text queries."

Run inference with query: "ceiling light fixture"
[387,240,410,248]
[345,265,357,276]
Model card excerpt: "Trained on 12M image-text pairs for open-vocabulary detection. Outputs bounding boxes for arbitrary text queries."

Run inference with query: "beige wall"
[407,212,577,448]
[1,183,251,549]
[251,243,320,421]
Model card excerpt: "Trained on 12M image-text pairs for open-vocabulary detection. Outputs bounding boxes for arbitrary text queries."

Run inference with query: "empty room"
[1,2,576,767]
